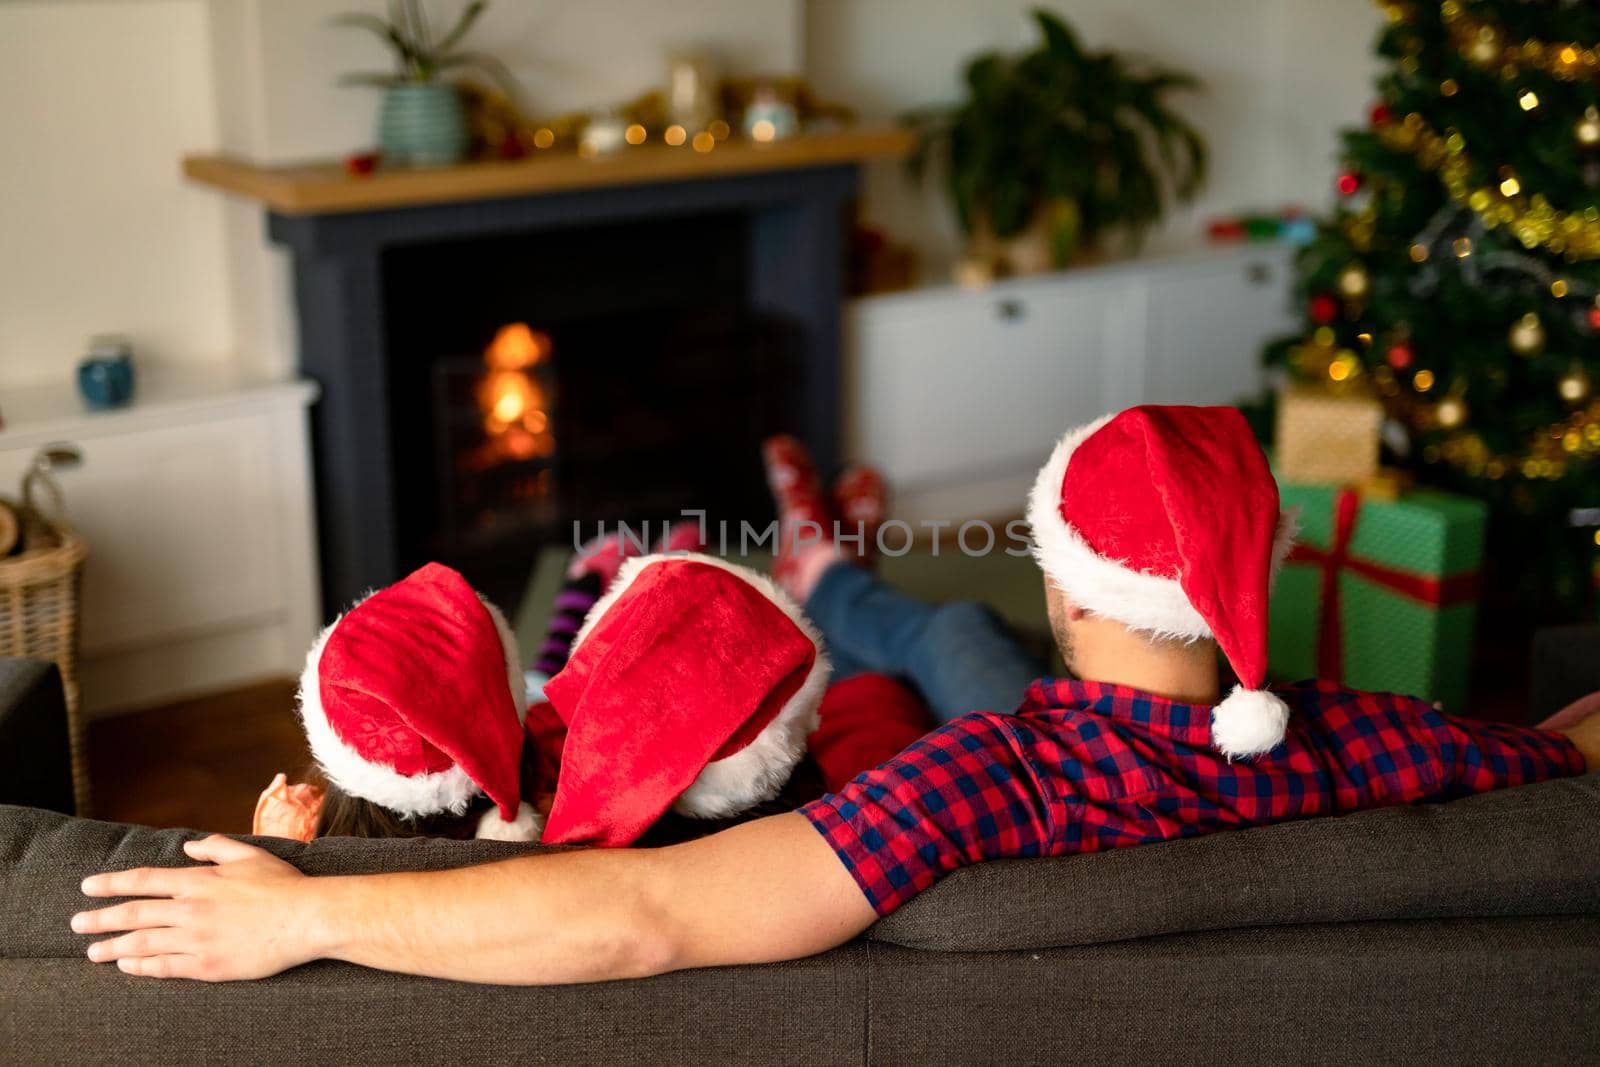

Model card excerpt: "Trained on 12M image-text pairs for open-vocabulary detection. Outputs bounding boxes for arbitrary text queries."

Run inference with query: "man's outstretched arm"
[72,812,876,984]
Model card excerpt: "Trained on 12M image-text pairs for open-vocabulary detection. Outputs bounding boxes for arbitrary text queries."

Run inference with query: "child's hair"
[311,771,488,839]
[306,736,544,840]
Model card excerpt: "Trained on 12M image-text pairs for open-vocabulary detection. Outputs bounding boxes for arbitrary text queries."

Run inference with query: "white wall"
[804,0,1382,277]
[0,0,230,390]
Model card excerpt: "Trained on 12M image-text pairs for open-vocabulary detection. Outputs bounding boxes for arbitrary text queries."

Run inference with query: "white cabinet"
[0,374,320,716]
[848,272,1122,487]
[1139,250,1298,406]
[845,244,1295,519]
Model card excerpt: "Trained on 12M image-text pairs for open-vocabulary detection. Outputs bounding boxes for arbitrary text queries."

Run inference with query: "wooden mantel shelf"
[184,126,914,216]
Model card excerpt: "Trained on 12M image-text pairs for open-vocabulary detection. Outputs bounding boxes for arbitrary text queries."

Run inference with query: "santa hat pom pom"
[1210,686,1289,760]
[474,801,544,842]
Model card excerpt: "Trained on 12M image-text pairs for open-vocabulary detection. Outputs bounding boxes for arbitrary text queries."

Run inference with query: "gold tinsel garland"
[1375,112,1600,260]
[1436,0,1600,84]
[1377,0,1600,84]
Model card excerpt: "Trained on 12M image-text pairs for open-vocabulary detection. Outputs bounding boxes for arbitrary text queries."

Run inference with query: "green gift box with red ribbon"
[1268,482,1487,712]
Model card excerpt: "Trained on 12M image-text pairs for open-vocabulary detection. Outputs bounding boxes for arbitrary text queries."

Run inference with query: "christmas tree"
[1268,0,1600,618]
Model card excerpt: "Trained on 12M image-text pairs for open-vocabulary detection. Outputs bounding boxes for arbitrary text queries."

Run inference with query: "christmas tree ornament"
[1559,366,1592,404]
[1578,107,1600,148]
[1336,170,1361,196]
[1509,312,1546,356]
[1337,262,1371,299]
[1328,350,1362,383]
[1414,369,1437,392]
[1370,101,1392,127]
[1588,305,1600,331]
[1309,293,1340,324]
[1436,394,1468,429]
[1386,341,1415,369]
[1469,30,1500,67]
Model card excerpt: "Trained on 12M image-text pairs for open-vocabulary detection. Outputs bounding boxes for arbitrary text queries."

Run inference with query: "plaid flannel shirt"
[800,678,1585,916]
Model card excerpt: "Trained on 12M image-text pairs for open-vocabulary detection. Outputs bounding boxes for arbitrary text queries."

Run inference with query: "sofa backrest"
[3,773,1598,960]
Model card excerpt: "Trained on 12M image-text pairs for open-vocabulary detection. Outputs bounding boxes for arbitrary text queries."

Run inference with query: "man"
[73,406,1600,983]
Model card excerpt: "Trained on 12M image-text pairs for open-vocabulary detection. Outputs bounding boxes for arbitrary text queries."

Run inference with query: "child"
[256,529,934,845]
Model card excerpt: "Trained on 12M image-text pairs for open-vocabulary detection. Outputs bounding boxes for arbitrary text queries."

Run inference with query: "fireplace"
[258,158,867,616]
[379,210,807,605]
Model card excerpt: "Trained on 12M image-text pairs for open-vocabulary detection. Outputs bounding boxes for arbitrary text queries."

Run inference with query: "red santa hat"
[296,562,541,841]
[1025,406,1299,758]
[540,553,830,848]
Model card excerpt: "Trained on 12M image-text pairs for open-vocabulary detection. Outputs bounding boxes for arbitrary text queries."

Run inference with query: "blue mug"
[78,350,135,409]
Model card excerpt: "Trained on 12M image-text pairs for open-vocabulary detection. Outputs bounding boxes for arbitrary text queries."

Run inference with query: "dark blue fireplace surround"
[266,163,858,616]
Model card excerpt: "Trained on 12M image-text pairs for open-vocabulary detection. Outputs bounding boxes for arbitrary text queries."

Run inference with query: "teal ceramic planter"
[378,83,469,166]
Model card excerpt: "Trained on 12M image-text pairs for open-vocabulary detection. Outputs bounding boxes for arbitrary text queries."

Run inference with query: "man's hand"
[73,835,319,981]
[68,812,877,985]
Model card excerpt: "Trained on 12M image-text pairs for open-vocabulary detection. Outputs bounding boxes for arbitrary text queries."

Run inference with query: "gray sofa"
[3,655,1599,1063]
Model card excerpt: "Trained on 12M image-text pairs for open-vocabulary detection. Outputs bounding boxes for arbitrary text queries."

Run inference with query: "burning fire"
[477,323,554,462]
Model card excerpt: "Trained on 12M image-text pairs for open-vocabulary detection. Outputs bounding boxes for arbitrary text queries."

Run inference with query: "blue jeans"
[803,563,1041,722]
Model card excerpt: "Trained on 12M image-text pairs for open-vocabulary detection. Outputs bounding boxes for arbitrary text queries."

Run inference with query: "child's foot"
[832,465,887,567]
[762,435,835,599]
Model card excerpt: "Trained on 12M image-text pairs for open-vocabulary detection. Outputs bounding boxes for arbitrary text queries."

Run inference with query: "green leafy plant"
[908,9,1207,259]
[334,0,518,98]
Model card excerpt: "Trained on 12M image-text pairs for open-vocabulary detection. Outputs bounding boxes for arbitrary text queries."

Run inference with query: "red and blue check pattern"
[800,678,1584,916]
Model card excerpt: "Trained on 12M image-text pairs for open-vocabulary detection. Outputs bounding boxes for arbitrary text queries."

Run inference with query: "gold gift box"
[1274,385,1384,485]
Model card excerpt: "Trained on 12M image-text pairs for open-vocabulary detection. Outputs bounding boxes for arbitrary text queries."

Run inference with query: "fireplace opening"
[383,212,798,610]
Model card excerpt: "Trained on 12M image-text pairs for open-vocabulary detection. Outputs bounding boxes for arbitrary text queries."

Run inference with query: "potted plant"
[908,9,1207,275]
[335,0,520,166]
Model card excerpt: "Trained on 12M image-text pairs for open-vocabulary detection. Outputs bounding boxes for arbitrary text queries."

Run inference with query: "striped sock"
[534,572,603,677]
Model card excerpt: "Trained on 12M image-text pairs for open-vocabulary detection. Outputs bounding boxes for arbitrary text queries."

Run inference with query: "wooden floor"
[87,678,306,834]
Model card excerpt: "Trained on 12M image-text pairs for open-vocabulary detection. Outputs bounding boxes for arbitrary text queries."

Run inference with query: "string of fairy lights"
[1290,0,1600,485]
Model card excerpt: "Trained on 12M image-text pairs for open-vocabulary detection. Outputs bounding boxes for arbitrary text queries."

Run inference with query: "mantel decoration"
[466,75,852,165]
[907,8,1207,278]
[334,0,521,166]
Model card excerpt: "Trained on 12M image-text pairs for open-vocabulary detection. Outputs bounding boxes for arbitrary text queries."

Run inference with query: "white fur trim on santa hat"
[1210,685,1290,760]
[570,553,830,820]
[480,596,530,723]
[1025,414,1299,642]
[474,801,545,842]
[298,614,480,818]
[297,588,527,819]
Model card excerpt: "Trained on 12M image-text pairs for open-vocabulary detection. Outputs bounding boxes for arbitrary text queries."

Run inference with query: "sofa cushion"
[872,771,1600,951]
[3,773,1598,959]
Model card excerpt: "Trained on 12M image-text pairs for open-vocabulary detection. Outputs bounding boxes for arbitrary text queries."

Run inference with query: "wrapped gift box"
[1274,385,1383,486]
[1268,482,1486,712]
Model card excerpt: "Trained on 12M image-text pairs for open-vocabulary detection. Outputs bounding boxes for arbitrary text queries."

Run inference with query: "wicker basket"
[0,456,90,815]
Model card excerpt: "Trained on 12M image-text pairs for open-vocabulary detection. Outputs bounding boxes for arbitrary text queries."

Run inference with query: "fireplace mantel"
[184,127,912,215]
